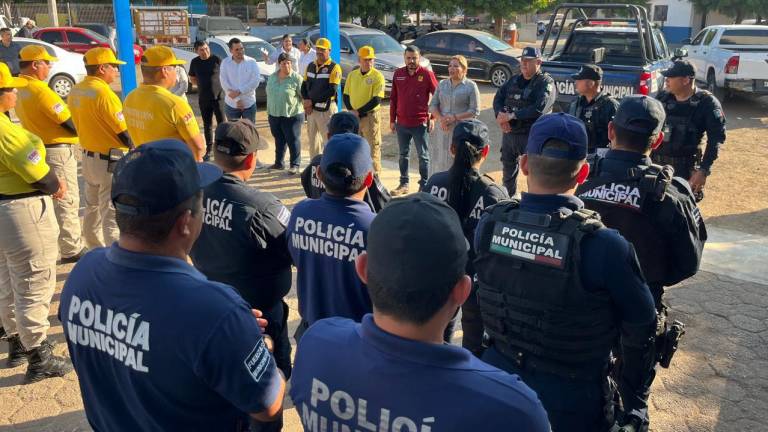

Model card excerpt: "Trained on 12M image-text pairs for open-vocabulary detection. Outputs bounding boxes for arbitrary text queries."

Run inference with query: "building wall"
[650,0,695,43]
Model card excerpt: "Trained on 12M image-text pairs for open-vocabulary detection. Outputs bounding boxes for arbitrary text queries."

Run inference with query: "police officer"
[289,193,551,431]
[568,64,618,163]
[69,47,133,250]
[15,45,85,263]
[301,111,391,213]
[60,139,284,430]
[0,63,73,383]
[424,119,508,353]
[124,46,206,161]
[654,60,726,200]
[301,37,342,158]
[189,120,293,381]
[493,47,556,196]
[475,113,657,431]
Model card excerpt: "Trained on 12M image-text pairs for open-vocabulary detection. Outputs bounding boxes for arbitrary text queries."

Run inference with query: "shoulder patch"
[277,205,291,227]
[26,149,42,165]
[182,111,194,124]
[243,338,270,383]
[489,222,570,269]
[115,111,125,122]
[52,103,64,114]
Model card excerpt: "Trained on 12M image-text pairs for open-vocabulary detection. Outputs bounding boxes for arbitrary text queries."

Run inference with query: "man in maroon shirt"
[389,46,438,195]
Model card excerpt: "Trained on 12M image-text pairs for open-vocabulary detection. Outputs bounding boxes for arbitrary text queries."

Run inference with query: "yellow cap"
[358,46,375,59]
[84,47,127,66]
[315,38,331,50]
[19,45,58,62]
[0,63,27,88]
[140,45,185,67]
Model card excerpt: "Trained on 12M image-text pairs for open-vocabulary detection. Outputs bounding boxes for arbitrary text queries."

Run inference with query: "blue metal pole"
[113,0,137,99]
[319,0,341,110]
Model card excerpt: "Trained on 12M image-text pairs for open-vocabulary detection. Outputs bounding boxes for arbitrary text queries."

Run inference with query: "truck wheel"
[490,66,510,88]
[707,70,726,101]
[49,74,75,98]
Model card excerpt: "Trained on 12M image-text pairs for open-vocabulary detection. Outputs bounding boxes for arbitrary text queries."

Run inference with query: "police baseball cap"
[661,60,696,78]
[367,193,468,295]
[84,47,126,66]
[320,133,372,186]
[328,111,360,135]
[358,46,375,59]
[527,113,588,160]
[452,119,490,149]
[315,38,331,50]
[214,119,267,155]
[141,45,185,67]
[111,139,222,216]
[519,47,541,59]
[612,95,666,136]
[571,64,602,81]
[19,45,57,62]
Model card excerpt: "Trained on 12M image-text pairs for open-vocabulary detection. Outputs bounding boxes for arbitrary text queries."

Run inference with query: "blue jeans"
[224,103,256,123]
[396,123,430,187]
[268,114,304,168]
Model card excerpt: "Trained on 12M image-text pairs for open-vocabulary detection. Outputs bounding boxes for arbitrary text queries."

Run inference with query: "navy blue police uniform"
[567,65,619,162]
[189,120,294,381]
[290,193,551,432]
[474,114,657,431]
[60,139,283,432]
[654,61,726,186]
[286,133,375,340]
[492,47,556,196]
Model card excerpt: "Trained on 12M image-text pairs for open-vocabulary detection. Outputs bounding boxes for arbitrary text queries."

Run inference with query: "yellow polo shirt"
[0,114,50,195]
[343,67,385,111]
[123,84,201,148]
[69,76,128,155]
[15,75,78,145]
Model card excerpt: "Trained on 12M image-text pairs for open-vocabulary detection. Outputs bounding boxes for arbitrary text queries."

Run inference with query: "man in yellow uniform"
[124,45,205,160]
[15,45,85,263]
[300,38,342,157]
[343,46,385,174]
[69,47,133,250]
[0,63,74,383]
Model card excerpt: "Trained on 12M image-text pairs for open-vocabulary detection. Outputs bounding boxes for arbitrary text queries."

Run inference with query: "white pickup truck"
[682,25,768,99]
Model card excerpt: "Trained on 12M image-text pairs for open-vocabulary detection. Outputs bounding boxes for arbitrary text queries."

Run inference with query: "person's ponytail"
[447,141,482,221]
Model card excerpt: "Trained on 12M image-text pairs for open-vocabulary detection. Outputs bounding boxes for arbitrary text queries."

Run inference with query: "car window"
[703,29,718,46]
[652,29,669,58]
[471,32,512,51]
[15,40,57,57]
[67,31,94,44]
[690,29,707,45]
[560,31,645,65]
[40,31,64,44]
[243,41,274,59]
[417,34,438,49]
[719,29,768,45]
[349,34,402,53]
[450,34,476,53]
[340,36,352,53]
[209,42,228,59]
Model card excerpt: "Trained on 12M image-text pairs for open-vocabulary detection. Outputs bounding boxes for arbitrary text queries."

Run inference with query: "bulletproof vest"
[656,91,709,157]
[504,73,544,134]
[305,60,339,111]
[475,202,618,376]
[577,164,674,285]
[570,93,613,153]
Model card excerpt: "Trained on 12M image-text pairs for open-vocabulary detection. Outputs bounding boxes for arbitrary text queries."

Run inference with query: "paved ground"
[0,83,766,431]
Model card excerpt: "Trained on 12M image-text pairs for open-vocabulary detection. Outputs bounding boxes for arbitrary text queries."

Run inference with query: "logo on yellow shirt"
[182,112,194,124]
[53,103,64,114]
[365,77,373,85]
[27,149,42,164]
[116,111,125,122]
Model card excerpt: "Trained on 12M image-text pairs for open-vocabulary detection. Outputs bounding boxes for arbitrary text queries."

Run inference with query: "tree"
[465,0,553,38]
[271,0,305,25]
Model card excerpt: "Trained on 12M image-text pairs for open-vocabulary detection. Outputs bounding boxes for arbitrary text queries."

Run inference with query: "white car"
[14,37,87,98]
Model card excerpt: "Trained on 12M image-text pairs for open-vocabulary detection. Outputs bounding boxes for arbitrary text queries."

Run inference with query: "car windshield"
[472,33,512,51]
[558,31,645,65]
[719,29,768,45]
[350,34,403,53]
[78,24,107,37]
[243,41,275,59]
[79,28,109,43]
[207,18,246,31]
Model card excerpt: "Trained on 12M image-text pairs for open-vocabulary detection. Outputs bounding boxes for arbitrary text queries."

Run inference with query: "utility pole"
[48,0,59,26]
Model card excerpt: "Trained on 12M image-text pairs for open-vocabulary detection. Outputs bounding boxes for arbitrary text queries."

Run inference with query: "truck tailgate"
[543,61,651,107]
[733,51,768,80]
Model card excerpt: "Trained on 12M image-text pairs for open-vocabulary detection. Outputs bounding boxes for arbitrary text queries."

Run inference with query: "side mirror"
[673,48,688,59]
[680,38,691,45]
[340,47,351,54]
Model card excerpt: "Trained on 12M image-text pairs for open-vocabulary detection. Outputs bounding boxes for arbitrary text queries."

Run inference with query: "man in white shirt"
[263,34,300,71]
[220,37,260,123]
[297,38,316,77]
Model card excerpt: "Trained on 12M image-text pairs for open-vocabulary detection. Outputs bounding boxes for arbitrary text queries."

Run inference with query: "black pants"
[199,97,225,156]
[250,301,291,432]
[268,114,304,168]
[501,132,529,196]
[461,284,485,356]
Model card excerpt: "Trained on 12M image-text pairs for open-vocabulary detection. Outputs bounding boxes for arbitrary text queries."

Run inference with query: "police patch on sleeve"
[489,222,570,269]
[182,112,194,124]
[277,205,291,227]
[52,103,64,114]
[243,338,270,383]
[116,111,125,122]
[26,149,42,165]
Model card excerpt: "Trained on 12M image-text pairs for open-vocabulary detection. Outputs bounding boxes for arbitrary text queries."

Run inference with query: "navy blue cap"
[661,60,696,78]
[571,64,602,81]
[452,119,490,149]
[519,47,542,59]
[527,113,588,160]
[328,111,360,135]
[111,139,222,215]
[320,133,372,186]
[613,95,666,135]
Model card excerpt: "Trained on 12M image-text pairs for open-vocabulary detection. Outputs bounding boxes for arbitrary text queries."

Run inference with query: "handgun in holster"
[657,320,685,368]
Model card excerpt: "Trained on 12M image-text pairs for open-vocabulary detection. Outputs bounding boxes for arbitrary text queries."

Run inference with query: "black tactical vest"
[570,93,614,153]
[504,73,544,134]
[656,90,710,157]
[475,202,618,378]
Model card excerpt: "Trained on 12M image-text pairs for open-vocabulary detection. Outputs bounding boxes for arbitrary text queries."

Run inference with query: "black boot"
[7,334,27,368]
[23,340,73,384]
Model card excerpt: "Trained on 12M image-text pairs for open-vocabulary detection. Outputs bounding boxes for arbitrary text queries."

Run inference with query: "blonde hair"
[450,55,468,78]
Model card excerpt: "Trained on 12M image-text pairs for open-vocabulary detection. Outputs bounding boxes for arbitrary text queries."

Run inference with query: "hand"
[390,122,396,133]
[261,52,269,62]
[263,335,274,353]
[689,169,707,194]
[227,90,241,99]
[496,112,510,125]
[236,100,245,109]
[52,178,67,200]
[427,119,435,133]
[251,309,269,332]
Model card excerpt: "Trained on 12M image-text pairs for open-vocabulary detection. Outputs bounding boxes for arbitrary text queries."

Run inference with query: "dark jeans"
[268,114,304,168]
[395,123,430,188]
[501,132,529,196]
[199,97,224,156]
[225,103,257,123]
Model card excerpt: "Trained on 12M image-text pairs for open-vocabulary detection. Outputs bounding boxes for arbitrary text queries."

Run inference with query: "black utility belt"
[491,340,606,381]
[44,143,75,149]
[0,191,44,201]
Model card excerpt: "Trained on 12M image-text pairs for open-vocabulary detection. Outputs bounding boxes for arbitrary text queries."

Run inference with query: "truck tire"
[490,66,510,88]
[707,70,726,101]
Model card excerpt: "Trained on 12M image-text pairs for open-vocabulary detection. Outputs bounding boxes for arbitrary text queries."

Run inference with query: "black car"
[412,30,520,87]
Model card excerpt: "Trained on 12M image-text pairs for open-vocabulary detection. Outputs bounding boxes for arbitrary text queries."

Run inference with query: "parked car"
[75,23,116,44]
[33,27,143,64]
[173,34,276,102]
[682,25,768,100]
[413,29,519,87]
[196,16,249,41]
[13,37,87,98]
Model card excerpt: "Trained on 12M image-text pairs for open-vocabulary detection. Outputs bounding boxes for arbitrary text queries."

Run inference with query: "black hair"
[613,124,657,153]
[0,87,14,95]
[85,64,100,75]
[115,191,202,245]
[320,163,366,196]
[282,34,291,41]
[404,45,420,55]
[0,28,10,34]
[526,139,584,189]
[18,61,33,70]
[228,38,242,49]
[277,52,291,64]
[447,141,484,221]
[299,38,309,46]
[193,40,208,50]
